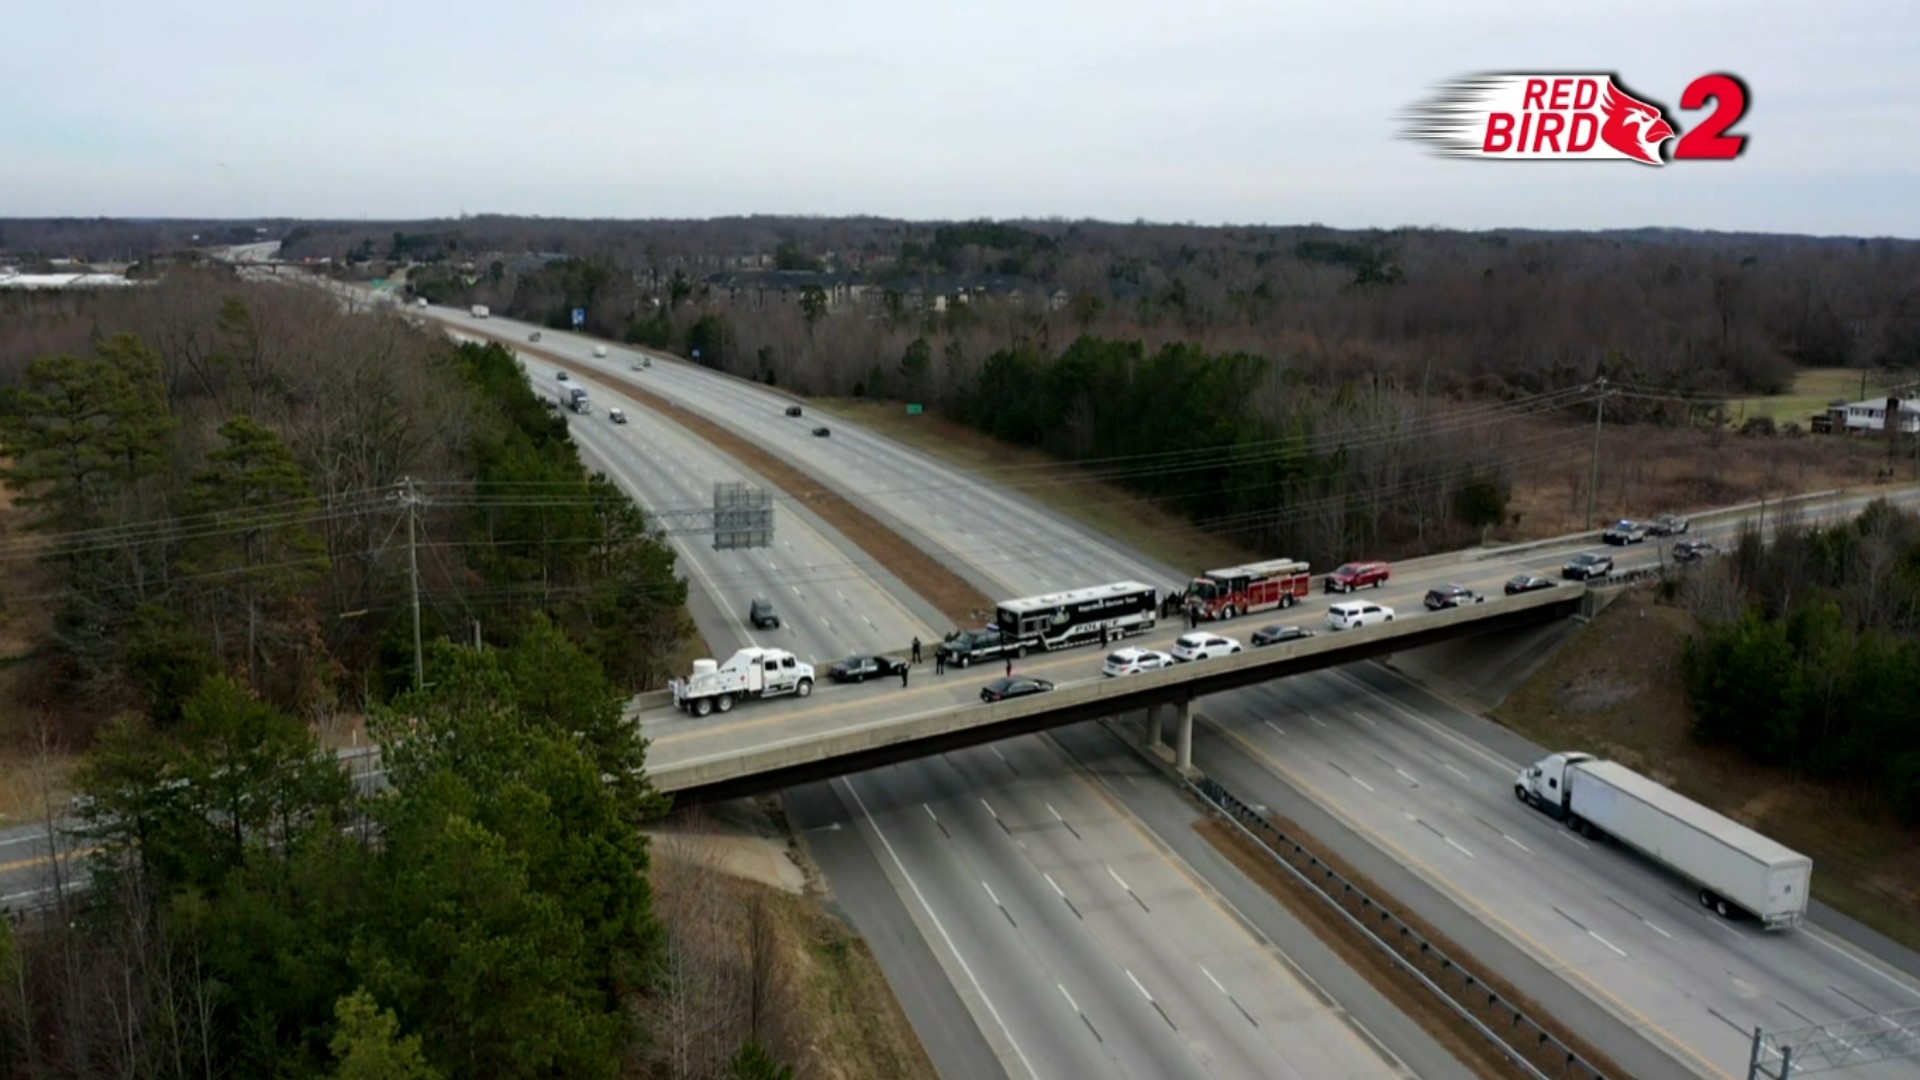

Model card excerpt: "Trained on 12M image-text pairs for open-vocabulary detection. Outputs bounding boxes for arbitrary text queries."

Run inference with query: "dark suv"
[1423,584,1481,610]
[749,597,781,629]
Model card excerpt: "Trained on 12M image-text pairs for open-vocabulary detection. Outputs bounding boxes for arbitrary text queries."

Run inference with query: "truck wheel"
[1716,898,1732,919]
[694,698,713,718]
[1373,579,1383,589]
[716,694,734,713]
[1281,594,1294,609]
[1515,785,1529,803]
[1224,605,1237,620]
[796,678,813,698]
[957,655,969,668]
[1015,645,1028,659]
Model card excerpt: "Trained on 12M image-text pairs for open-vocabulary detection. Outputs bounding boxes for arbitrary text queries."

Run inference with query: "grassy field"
[815,398,1266,575]
[1491,589,1920,954]
[1727,367,1889,427]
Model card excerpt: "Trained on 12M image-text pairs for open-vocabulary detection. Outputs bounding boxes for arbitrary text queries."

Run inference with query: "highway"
[420,307,1920,1080]
[519,345,1420,1078]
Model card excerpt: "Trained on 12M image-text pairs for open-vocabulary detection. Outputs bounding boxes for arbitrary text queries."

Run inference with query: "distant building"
[0,271,139,290]
[1828,395,1920,435]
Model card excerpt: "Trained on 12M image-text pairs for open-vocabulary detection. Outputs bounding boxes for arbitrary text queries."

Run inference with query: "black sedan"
[1504,573,1556,595]
[1251,624,1314,646]
[827,655,905,682]
[812,426,831,437]
[981,676,1054,703]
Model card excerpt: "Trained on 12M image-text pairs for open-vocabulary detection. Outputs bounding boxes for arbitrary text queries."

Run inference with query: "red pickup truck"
[1324,561,1391,593]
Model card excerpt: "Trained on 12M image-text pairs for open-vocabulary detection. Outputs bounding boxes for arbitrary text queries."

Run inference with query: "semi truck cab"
[1515,751,1595,813]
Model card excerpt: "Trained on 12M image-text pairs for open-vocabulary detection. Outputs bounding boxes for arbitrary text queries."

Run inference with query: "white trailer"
[471,304,490,318]
[1517,752,1811,929]
[671,647,815,717]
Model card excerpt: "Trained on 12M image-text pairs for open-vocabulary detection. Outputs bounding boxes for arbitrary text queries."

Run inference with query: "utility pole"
[1585,376,1608,532]
[400,476,424,691]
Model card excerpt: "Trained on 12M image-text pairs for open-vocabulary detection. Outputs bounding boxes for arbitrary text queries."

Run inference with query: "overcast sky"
[5,0,1917,235]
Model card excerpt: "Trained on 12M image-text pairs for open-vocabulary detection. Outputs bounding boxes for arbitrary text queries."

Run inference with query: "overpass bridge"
[650,583,1585,802]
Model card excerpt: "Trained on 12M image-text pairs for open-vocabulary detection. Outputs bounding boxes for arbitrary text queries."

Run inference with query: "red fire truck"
[1185,558,1312,620]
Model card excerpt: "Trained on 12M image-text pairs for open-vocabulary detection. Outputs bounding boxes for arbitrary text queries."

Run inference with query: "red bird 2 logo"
[1403,73,1749,165]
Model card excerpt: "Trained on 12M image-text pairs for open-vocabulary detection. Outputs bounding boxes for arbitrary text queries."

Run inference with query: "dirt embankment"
[650,809,936,1080]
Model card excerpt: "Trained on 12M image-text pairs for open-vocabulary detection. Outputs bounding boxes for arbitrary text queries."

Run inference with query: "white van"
[1326,601,1394,631]
[593,345,608,358]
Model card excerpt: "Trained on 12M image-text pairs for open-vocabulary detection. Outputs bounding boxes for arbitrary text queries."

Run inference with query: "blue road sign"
[571,307,586,327]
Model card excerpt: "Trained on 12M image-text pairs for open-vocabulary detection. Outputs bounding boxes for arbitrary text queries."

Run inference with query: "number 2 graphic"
[1672,74,1750,160]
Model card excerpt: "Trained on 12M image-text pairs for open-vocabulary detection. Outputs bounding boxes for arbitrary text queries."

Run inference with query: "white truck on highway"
[471,304,490,319]
[1517,752,1811,929]
[671,647,815,717]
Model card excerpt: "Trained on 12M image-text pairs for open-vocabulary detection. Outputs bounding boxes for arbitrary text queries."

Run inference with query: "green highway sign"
[907,403,924,415]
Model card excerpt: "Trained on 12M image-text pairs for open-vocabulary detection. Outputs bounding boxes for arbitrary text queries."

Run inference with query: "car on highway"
[981,676,1054,703]
[812,426,831,437]
[1673,539,1718,562]
[1562,551,1614,580]
[785,405,803,417]
[1102,647,1175,677]
[1504,573,1556,595]
[1170,632,1242,661]
[827,655,907,682]
[1325,601,1394,631]
[1423,584,1483,610]
[748,596,781,629]
[1325,561,1391,593]
[593,345,608,358]
[556,370,570,382]
[1602,519,1648,545]
[1648,513,1691,536]
[608,408,627,424]
[1251,624,1314,647]
[528,331,542,342]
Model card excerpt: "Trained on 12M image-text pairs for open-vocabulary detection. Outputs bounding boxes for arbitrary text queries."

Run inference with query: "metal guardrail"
[1748,1006,1920,1079]
[1191,776,1611,1080]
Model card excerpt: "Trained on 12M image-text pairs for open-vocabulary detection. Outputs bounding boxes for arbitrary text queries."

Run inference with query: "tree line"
[0,623,790,1078]
[1680,500,1920,820]
[0,273,689,735]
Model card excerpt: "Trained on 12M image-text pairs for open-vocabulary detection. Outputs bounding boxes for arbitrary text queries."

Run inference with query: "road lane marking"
[837,778,1041,1080]
[1206,719,1734,1080]
[1263,720,1286,737]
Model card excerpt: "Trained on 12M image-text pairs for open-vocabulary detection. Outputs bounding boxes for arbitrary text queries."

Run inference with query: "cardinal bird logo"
[1598,82,1676,165]
[1401,73,1714,164]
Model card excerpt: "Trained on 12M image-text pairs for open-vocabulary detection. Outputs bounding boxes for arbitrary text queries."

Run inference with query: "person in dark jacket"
[911,636,922,664]
[900,663,909,688]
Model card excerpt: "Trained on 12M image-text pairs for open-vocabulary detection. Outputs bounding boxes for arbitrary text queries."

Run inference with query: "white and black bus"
[995,581,1159,653]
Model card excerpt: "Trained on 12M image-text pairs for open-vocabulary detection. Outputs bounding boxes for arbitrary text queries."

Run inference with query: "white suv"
[1103,648,1174,677]
[1326,602,1394,631]
[1170,633,1242,662]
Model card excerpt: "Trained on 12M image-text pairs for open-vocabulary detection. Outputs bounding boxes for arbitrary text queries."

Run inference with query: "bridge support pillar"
[1144,705,1163,749]
[1173,699,1195,775]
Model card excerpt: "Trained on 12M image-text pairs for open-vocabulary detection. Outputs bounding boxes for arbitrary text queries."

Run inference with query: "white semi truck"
[1517,752,1811,929]
[671,647,815,717]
